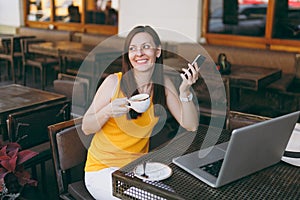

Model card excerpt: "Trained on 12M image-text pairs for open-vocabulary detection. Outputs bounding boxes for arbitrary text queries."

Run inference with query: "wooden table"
[0,84,66,140]
[112,125,300,200]
[166,62,282,91]
[223,65,282,91]
[28,40,123,98]
[28,40,95,58]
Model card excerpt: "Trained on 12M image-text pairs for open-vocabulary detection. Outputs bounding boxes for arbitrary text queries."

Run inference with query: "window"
[272,0,300,40]
[27,0,51,22]
[208,0,268,37]
[24,0,118,35]
[54,0,82,23]
[85,0,118,25]
[203,0,300,52]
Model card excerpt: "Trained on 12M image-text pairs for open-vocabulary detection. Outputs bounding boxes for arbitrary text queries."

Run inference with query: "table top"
[28,41,93,57]
[28,40,123,94]
[28,40,121,58]
[165,63,282,91]
[224,65,282,90]
[112,125,300,200]
[0,84,66,115]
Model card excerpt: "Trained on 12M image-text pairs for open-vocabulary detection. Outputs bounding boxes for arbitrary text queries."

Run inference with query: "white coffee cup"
[127,93,150,113]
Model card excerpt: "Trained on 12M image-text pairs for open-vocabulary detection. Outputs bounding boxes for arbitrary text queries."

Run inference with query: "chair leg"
[23,65,26,86]
[0,60,3,81]
[11,59,16,83]
[33,67,37,82]
[41,67,45,90]
[17,59,22,81]
[40,161,48,194]
[31,165,37,179]
[1,60,8,80]
[4,60,13,82]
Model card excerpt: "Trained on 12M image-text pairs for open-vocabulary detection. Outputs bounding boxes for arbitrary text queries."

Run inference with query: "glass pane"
[27,0,51,22]
[54,0,82,23]
[85,0,118,26]
[273,0,300,40]
[208,0,268,37]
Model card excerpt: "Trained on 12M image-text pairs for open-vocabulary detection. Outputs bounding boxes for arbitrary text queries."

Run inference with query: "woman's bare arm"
[82,74,128,135]
[165,77,199,131]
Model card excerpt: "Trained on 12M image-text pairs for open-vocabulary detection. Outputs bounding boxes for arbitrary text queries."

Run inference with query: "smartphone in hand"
[183,54,206,79]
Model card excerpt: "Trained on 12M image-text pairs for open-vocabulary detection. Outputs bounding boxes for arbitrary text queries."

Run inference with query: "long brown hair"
[120,25,166,118]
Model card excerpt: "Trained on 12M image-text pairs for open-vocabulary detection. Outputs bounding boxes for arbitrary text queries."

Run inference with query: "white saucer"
[281,123,300,167]
[133,162,172,181]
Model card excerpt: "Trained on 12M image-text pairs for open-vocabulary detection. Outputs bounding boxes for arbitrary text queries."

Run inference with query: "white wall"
[119,0,202,43]
[0,0,202,41]
[0,0,23,28]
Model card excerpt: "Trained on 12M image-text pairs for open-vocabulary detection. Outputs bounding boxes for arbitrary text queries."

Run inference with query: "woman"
[82,25,199,199]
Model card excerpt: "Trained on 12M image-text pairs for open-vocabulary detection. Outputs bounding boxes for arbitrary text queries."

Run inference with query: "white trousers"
[85,167,120,200]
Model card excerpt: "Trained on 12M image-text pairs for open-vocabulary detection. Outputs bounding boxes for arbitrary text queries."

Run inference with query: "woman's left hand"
[179,62,199,95]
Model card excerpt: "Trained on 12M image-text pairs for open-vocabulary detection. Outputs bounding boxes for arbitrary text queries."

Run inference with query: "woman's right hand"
[106,97,129,117]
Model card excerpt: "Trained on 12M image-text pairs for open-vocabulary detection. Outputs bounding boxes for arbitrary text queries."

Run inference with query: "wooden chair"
[58,49,86,76]
[48,117,94,200]
[7,100,71,193]
[21,38,59,90]
[53,73,90,117]
[0,36,22,83]
[229,111,270,131]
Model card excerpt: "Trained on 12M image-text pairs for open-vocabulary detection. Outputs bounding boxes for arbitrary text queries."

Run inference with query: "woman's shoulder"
[94,73,120,99]
[103,72,121,84]
[97,73,120,91]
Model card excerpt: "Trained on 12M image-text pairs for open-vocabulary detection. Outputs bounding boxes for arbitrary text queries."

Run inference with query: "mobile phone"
[184,54,206,79]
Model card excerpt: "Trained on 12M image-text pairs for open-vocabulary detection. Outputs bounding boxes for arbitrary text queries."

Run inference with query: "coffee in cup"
[127,93,150,113]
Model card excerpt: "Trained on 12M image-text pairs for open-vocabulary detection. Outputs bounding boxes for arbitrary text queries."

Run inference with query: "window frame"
[202,0,300,52]
[23,0,118,35]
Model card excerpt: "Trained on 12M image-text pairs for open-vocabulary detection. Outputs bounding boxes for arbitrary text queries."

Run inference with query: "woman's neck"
[134,69,153,94]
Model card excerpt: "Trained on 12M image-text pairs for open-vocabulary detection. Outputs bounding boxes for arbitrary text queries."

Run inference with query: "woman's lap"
[85,167,120,200]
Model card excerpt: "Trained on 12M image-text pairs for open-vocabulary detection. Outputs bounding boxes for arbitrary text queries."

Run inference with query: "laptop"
[172,111,300,188]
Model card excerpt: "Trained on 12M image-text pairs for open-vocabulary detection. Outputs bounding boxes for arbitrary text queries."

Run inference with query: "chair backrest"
[229,111,270,131]
[20,38,47,66]
[7,100,71,149]
[48,117,93,196]
[0,37,12,55]
[0,37,21,57]
[53,73,90,116]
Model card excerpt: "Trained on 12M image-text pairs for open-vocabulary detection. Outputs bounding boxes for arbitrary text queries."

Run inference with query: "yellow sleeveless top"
[85,72,159,172]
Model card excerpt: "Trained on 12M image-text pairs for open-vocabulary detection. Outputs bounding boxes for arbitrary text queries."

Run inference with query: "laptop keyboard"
[199,159,224,177]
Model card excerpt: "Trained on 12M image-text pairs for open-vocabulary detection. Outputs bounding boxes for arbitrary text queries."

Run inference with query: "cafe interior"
[0,0,300,199]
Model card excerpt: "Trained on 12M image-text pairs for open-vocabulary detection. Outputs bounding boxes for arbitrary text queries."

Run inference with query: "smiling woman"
[81,25,200,199]
[127,32,161,74]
